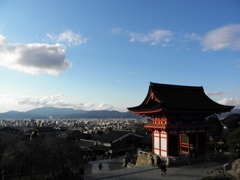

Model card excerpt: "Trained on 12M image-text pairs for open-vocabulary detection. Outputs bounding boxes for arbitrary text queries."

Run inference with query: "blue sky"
[0,0,240,112]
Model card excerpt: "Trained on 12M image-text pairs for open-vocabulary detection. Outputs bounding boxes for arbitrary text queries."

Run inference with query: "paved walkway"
[85,157,225,180]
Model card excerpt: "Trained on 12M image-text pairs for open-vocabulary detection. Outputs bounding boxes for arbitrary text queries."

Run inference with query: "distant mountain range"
[218,108,240,120]
[0,107,141,119]
[0,107,239,120]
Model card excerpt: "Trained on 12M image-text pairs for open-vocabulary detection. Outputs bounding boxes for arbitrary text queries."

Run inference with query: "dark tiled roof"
[36,127,55,132]
[96,130,132,143]
[58,130,88,139]
[0,127,20,132]
[77,139,95,148]
[128,82,234,114]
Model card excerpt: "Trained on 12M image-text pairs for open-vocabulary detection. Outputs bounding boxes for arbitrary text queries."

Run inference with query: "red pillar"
[152,129,154,154]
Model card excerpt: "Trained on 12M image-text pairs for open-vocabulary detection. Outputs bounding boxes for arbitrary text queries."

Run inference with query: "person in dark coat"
[99,162,102,170]
[151,156,155,167]
[161,161,167,175]
[156,156,162,169]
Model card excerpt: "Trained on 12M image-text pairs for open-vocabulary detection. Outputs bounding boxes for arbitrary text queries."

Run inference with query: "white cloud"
[0,95,20,112]
[1,94,125,113]
[77,103,95,110]
[75,103,116,111]
[206,91,229,96]
[46,30,87,47]
[97,103,115,111]
[129,29,173,46]
[207,89,240,97]
[218,97,240,107]
[18,94,66,107]
[16,94,116,111]
[0,34,7,48]
[201,24,240,51]
[0,34,71,75]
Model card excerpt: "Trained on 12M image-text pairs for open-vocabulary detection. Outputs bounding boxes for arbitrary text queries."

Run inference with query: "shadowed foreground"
[85,157,224,180]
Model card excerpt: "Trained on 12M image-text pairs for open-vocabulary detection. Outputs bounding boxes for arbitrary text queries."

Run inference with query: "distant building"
[36,127,56,138]
[93,130,143,155]
[58,129,89,140]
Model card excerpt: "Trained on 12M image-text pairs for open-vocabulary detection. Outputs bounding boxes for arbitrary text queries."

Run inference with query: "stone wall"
[224,158,240,180]
[135,150,153,166]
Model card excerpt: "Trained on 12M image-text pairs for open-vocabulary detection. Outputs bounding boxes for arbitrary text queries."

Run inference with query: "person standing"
[151,156,155,167]
[99,163,102,170]
[156,156,162,169]
[161,161,167,175]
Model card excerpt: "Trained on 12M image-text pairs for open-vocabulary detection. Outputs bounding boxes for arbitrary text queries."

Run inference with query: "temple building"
[128,82,234,158]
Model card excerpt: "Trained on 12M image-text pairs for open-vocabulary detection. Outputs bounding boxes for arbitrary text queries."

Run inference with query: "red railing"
[144,123,210,130]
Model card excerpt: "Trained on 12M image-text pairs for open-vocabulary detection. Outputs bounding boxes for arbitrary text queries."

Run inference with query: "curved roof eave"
[127,82,235,114]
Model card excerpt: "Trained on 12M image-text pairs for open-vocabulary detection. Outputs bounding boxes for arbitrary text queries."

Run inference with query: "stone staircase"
[84,151,227,180]
[85,162,155,180]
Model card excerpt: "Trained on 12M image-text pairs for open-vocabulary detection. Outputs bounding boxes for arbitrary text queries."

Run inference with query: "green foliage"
[206,116,223,139]
[222,114,240,132]
[226,127,240,152]
[0,136,84,178]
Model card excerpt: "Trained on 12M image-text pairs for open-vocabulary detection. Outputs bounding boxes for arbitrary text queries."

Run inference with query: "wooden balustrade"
[144,123,210,130]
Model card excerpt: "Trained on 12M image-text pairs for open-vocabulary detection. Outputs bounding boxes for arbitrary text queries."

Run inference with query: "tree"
[226,127,240,153]
[0,128,85,179]
[206,116,223,138]
[222,114,240,132]
[206,116,225,151]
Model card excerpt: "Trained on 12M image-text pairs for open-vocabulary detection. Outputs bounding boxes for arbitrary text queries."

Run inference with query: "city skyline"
[0,0,240,113]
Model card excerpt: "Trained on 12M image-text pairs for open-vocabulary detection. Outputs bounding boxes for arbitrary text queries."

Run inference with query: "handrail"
[144,123,210,129]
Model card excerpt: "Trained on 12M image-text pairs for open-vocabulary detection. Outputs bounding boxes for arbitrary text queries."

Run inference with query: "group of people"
[151,155,167,175]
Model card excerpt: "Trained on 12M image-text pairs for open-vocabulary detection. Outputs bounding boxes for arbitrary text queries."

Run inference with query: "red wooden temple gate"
[128,82,234,158]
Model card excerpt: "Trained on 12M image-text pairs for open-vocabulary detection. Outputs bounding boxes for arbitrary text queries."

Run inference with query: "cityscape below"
[0,111,239,179]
